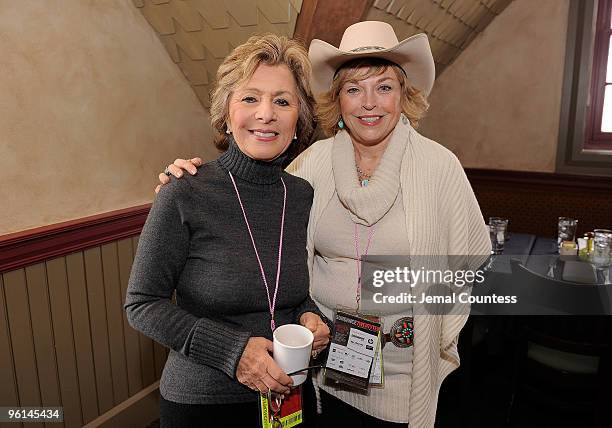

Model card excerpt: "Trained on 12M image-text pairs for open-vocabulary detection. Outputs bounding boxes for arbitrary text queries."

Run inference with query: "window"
[585,0,612,149]
[556,0,612,175]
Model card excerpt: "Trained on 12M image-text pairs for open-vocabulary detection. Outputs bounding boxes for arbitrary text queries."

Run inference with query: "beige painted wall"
[419,0,570,172]
[0,1,216,235]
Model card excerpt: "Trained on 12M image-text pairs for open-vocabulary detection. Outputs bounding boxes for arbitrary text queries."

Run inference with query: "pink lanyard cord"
[228,171,286,332]
[354,223,374,310]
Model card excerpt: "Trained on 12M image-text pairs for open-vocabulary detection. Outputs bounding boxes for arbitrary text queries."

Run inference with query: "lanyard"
[229,171,286,332]
[354,223,374,310]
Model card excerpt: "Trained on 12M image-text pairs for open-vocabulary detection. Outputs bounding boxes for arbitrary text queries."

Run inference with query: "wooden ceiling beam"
[294,0,374,48]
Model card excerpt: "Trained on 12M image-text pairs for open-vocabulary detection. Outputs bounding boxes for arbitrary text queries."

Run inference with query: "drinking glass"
[489,217,508,255]
[557,217,578,247]
[592,229,612,284]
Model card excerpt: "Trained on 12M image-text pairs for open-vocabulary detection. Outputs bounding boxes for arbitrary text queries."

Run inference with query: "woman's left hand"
[299,312,330,356]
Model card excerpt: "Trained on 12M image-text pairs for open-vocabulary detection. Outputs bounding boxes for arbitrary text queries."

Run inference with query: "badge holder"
[323,307,384,392]
[369,331,385,388]
[259,386,303,428]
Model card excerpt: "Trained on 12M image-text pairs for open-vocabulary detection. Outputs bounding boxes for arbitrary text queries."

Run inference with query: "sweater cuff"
[188,318,251,379]
[294,297,318,324]
[295,302,334,334]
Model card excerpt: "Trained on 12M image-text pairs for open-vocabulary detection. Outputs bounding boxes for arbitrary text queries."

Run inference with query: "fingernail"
[190,169,196,175]
[177,171,182,177]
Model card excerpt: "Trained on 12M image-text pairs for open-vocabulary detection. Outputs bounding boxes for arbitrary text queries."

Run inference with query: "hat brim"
[309,33,435,97]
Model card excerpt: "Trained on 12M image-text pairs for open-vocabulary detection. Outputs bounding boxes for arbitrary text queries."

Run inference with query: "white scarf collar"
[332,120,410,226]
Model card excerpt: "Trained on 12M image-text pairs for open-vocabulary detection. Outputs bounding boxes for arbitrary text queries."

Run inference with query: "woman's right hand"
[236,337,293,394]
[155,157,203,194]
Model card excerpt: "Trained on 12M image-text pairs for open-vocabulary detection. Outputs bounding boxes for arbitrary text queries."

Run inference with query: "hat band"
[331,55,409,82]
[349,46,385,52]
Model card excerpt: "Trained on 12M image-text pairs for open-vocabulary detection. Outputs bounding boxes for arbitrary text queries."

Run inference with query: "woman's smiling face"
[227,63,300,161]
[338,66,402,148]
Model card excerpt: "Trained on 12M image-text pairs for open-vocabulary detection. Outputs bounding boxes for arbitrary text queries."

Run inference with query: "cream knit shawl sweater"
[287,120,491,427]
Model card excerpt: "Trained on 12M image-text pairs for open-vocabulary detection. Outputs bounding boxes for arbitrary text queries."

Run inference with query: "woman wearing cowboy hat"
[160,21,490,427]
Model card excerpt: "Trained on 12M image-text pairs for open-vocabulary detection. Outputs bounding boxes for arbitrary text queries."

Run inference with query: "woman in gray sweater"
[125,34,330,427]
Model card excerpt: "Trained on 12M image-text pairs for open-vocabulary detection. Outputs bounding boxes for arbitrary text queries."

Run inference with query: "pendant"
[389,317,414,348]
[361,179,369,187]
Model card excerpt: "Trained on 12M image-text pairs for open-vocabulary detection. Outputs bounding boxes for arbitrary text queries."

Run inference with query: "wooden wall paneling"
[46,258,83,427]
[81,382,160,428]
[65,252,99,423]
[24,263,63,427]
[0,275,22,428]
[3,269,43,428]
[82,248,114,413]
[101,243,129,405]
[117,238,143,396]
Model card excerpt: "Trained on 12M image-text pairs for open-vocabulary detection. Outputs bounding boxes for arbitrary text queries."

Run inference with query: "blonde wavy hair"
[316,58,429,137]
[209,34,316,159]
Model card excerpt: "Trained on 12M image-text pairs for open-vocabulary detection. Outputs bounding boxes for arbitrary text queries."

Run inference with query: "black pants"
[160,378,318,427]
[160,396,260,427]
[319,390,408,428]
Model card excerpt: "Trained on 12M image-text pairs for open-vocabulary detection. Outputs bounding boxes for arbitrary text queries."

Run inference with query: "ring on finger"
[163,167,171,176]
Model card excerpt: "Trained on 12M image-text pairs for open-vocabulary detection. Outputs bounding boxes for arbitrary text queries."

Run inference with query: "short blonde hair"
[316,58,429,137]
[209,34,316,159]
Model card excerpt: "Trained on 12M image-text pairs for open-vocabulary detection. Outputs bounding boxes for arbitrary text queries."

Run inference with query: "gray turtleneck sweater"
[125,141,318,404]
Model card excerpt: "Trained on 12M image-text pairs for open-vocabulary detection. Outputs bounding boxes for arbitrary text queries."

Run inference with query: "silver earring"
[225,125,232,134]
[338,118,344,129]
[400,113,408,125]
[293,132,297,141]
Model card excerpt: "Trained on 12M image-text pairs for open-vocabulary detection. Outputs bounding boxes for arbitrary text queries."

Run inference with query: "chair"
[506,261,612,427]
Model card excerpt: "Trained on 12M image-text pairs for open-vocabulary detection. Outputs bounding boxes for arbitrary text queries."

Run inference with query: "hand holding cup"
[236,337,293,394]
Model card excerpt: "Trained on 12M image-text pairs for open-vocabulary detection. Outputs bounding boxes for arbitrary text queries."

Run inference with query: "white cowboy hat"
[308,21,435,96]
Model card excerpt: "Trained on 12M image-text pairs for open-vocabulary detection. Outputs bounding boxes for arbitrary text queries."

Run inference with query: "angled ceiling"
[135,0,512,108]
[365,0,514,74]
[133,0,303,106]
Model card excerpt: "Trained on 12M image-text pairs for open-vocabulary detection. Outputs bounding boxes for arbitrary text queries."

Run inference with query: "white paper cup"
[273,324,314,386]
